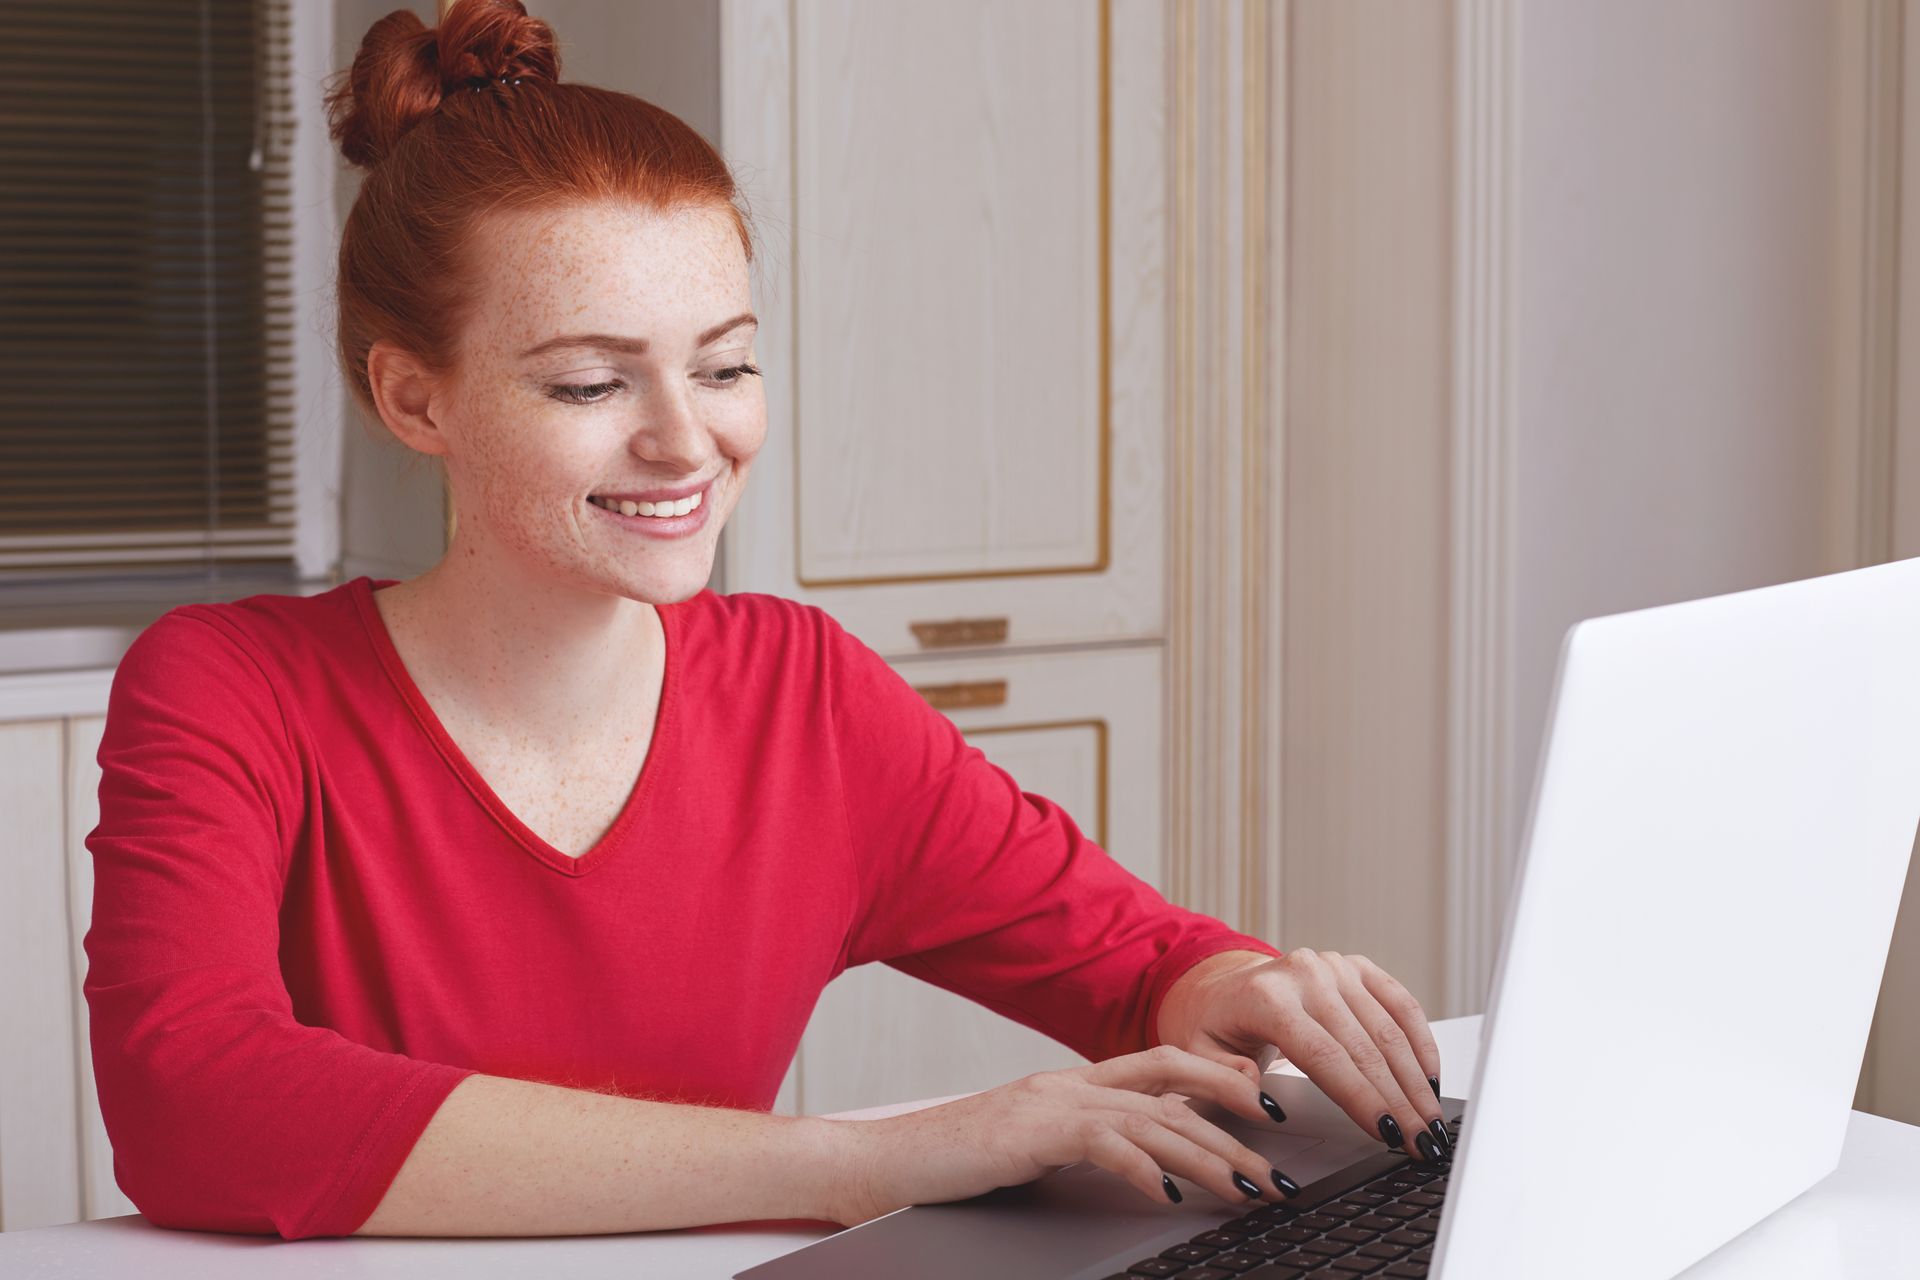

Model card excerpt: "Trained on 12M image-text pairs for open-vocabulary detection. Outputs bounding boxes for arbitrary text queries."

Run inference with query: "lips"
[589,477,712,505]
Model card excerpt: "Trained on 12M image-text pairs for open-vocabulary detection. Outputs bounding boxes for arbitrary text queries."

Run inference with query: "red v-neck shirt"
[82,576,1283,1239]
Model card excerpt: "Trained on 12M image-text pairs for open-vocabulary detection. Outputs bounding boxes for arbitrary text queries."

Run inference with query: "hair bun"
[324,0,561,172]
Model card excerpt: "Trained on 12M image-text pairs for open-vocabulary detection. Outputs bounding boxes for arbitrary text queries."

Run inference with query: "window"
[0,0,304,603]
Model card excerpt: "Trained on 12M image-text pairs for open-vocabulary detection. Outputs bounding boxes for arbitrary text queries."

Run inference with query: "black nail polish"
[1428,1118,1452,1153]
[1259,1091,1288,1123]
[1231,1171,1263,1200]
[1162,1173,1183,1203]
[1416,1131,1440,1162]
[1270,1167,1302,1197]
[1377,1114,1404,1148]
[1429,1074,1441,1098]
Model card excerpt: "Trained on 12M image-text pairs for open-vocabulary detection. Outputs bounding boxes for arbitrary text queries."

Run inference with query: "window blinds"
[0,0,298,590]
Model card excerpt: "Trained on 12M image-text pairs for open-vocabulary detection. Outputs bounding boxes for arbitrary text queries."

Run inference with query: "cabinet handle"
[913,679,1008,711]
[909,616,1009,648]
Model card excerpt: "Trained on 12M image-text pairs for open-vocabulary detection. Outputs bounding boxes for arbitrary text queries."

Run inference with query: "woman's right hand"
[825,1044,1306,1227]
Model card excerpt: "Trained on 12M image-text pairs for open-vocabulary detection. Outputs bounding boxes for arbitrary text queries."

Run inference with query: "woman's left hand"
[1156,948,1452,1164]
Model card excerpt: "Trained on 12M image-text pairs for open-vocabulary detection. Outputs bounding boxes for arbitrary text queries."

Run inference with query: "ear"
[366,339,452,458]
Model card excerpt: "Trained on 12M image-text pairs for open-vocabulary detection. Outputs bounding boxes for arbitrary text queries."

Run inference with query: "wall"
[1512,0,1853,861]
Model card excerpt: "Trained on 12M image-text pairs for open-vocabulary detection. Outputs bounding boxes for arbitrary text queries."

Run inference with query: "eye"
[708,362,763,387]
[549,378,624,405]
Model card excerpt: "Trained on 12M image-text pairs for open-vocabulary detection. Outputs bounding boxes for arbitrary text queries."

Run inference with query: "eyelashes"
[548,362,763,406]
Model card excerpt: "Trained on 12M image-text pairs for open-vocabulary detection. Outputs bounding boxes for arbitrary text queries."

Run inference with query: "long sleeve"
[823,611,1283,1064]
[83,610,476,1240]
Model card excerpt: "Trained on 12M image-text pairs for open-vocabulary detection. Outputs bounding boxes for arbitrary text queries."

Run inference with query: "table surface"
[3,1014,1914,1279]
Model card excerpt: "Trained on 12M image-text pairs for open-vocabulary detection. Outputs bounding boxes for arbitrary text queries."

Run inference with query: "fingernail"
[1259,1090,1287,1123]
[1428,1118,1452,1153]
[1377,1114,1404,1148]
[1429,1074,1441,1097]
[1231,1171,1263,1200]
[1270,1167,1302,1197]
[1162,1173,1183,1203]
[1415,1131,1440,1162]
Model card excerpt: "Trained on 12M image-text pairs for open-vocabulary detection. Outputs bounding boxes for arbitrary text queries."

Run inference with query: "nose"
[626,376,714,475]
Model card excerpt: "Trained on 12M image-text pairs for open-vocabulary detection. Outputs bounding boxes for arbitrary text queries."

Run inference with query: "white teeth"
[591,489,702,518]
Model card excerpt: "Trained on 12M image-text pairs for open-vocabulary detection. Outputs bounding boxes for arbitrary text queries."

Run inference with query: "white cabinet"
[716,0,1165,656]
[0,694,134,1233]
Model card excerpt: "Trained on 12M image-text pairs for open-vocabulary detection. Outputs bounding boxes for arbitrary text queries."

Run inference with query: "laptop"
[737,554,1920,1280]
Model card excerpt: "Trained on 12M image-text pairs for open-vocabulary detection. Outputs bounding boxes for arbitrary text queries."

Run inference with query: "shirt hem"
[293,1060,480,1240]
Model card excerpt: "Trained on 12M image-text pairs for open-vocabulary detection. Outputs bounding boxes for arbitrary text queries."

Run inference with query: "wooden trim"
[1447,0,1519,1018]
[0,670,115,724]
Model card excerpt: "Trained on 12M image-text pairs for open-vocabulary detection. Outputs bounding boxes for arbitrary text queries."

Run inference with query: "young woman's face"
[438,200,765,605]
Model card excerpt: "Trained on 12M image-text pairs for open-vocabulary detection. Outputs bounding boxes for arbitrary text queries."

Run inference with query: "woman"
[82,0,1449,1243]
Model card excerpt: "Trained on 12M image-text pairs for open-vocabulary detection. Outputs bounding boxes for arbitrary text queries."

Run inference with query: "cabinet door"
[719,0,1166,655]
[782,643,1161,1116]
[64,714,134,1222]
[0,719,80,1231]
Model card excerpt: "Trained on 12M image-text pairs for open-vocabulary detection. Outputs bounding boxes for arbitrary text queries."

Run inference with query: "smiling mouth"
[586,488,704,518]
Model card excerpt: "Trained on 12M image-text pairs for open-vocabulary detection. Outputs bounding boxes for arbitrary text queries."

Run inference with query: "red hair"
[322,0,756,426]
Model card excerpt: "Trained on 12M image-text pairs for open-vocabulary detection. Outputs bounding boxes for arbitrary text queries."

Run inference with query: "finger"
[1325,952,1450,1161]
[1107,1090,1305,1202]
[1079,1043,1270,1127]
[1307,952,1438,1163]
[1351,953,1445,1099]
[1187,1039,1266,1090]
[1272,949,1412,1152]
[1082,1121,1190,1207]
[1107,1103,1283,1208]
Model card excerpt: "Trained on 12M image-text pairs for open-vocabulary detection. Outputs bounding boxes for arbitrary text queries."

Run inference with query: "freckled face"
[436,201,765,605]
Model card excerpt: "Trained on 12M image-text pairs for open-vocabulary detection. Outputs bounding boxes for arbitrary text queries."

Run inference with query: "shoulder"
[672,587,858,662]
[116,580,362,700]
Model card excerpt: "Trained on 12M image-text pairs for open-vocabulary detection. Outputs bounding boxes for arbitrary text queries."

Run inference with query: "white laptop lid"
[1433,555,1920,1279]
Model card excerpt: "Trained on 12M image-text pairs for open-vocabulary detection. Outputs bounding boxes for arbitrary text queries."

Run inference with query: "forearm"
[1154,948,1278,1049]
[355,1073,858,1236]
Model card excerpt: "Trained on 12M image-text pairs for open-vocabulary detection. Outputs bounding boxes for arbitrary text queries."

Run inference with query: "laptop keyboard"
[1096,1112,1463,1280]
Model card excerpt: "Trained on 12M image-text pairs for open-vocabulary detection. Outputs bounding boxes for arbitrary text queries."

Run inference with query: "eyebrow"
[516,312,758,360]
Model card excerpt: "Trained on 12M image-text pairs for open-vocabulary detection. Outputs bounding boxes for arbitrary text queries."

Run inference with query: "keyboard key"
[1384,1229,1430,1246]
[1401,1192,1444,1207]
[1326,1227,1376,1244]
[1242,1238,1299,1257]
[1325,1257,1387,1274]
[1207,1252,1269,1272]
[1163,1243,1222,1263]
[1376,1203,1425,1219]
[1265,1226,1320,1245]
[1293,1213,1344,1231]
[1342,1191,1392,1206]
[1124,1260,1186,1277]
[1384,1265,1431,1278]
[1269,1252,1331,1270]
[1356,1242,1410,1260]
[1238,1267,1309,1279]
[1299,1239,1354,1257]
[1317,1202,1365,1219]
[1194,1230,1245,1249]
[1350,1214,1401,1232]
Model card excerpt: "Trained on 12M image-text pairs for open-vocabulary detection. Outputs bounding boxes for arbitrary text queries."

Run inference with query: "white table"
[3,1014,1914,1278]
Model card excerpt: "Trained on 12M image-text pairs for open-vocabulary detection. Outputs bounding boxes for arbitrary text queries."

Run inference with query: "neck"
[382,527,666,744]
